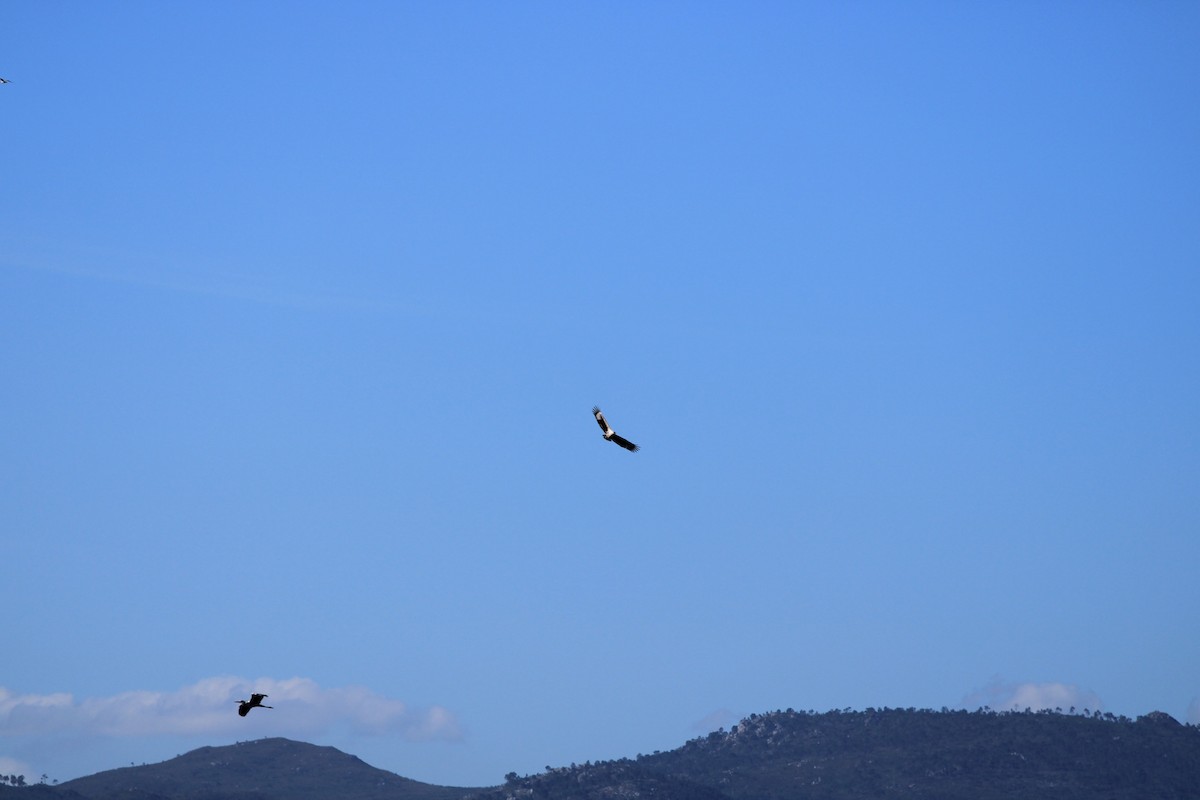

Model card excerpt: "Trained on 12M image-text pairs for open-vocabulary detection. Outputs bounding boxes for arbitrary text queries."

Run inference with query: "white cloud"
[0,678,462,742]
[690,708,739,733]
[0,755,35,779]
[962,678,1102,713]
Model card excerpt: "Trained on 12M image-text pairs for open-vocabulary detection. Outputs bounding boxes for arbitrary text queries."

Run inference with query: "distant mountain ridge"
[53,738,483,800]
[474,707,1200,800]
[5,708,1199,800]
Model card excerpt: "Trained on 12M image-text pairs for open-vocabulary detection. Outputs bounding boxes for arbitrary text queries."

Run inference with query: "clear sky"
[3,0,1198,788]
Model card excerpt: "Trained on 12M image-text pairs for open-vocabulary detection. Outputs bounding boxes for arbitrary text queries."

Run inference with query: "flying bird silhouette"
[0,78,11,84]
[236,693,273,716]
[593,406,639,452]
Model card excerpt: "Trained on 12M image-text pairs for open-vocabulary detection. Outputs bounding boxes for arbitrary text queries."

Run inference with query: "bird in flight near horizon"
[236,693,273,716]
[593,406,640,452]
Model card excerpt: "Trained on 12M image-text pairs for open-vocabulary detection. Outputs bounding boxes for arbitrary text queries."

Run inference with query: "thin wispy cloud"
[963,679,1103,713]
[690,708,739,733]
[1,248,417,314]
[0,678,462,742]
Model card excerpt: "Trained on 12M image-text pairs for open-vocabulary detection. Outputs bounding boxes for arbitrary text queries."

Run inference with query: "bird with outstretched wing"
[593,406,639,452]
[236,693,273,716]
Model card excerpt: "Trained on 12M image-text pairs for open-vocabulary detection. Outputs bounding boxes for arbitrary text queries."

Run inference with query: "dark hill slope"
[480,762,728,800]
[476,709,1200,800]
[646,708,1200,799]
[0,788,85,800]
[59,738,484,800]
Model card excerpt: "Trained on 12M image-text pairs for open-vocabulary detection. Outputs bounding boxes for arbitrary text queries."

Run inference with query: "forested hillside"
[475,708,1200,800]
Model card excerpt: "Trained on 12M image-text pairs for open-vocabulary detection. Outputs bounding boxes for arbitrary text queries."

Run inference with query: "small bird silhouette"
[236,693,273,716]
[0,78,11,84]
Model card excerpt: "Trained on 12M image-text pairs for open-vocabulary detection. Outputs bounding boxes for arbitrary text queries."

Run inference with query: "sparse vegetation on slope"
[476,708,1200,800]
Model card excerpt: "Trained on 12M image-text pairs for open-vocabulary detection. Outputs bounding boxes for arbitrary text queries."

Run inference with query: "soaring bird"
[592,406,639,452]
[236,693,273,716]
[0,78,11,84]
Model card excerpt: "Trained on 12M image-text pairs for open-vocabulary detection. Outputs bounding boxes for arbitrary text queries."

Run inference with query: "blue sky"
[3,0,1198,788]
